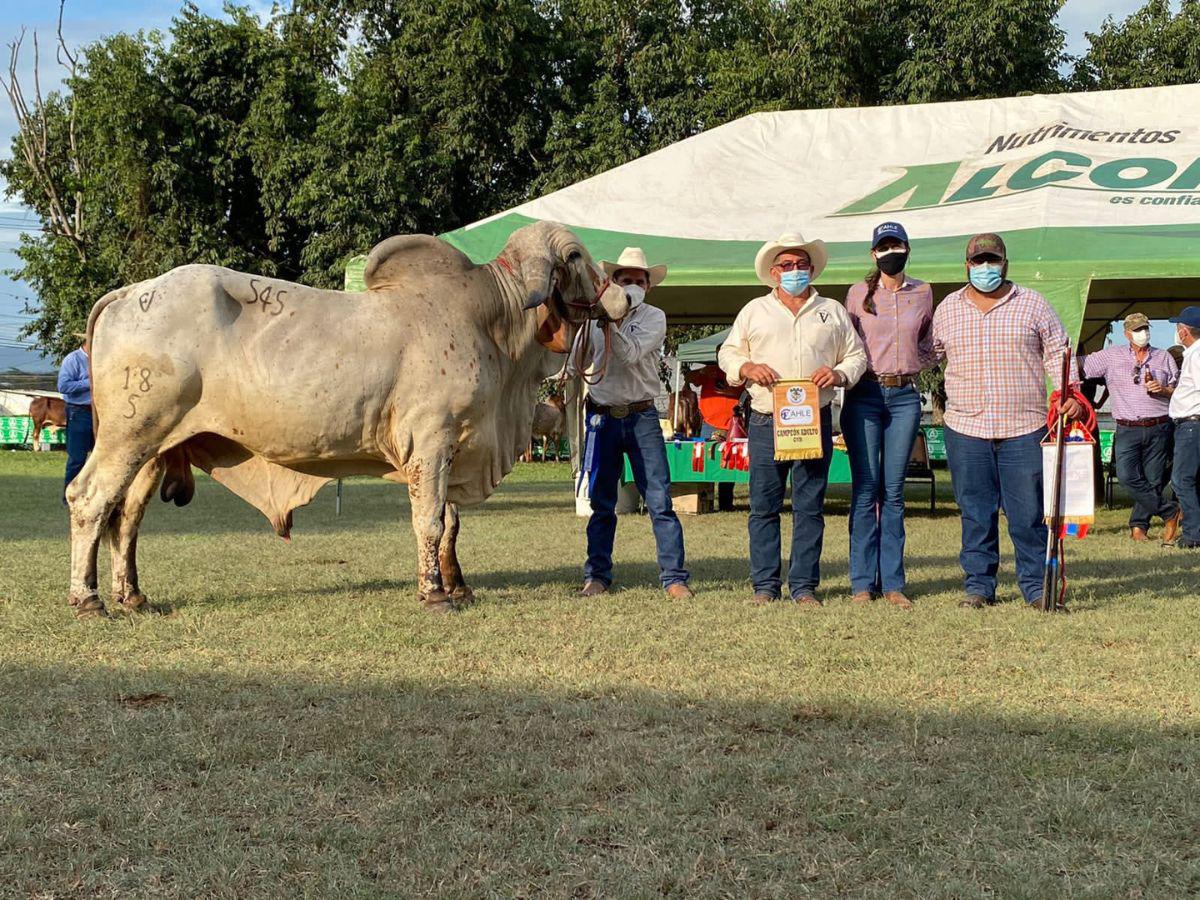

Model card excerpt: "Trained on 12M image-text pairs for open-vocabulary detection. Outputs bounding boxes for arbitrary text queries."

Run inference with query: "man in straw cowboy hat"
[719,233,867,606]
[57,331,94,505]
[574,247,692,600]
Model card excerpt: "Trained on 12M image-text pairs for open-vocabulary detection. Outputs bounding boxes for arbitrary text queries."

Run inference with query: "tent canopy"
[676,328,730,364]
[436,84,1200,350]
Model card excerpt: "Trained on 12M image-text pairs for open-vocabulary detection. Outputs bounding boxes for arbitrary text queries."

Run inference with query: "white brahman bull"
[66,221,627,616]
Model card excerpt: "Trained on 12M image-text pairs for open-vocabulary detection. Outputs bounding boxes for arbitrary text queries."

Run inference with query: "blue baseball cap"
[1169,306,1200,328]
[872,221,909,248]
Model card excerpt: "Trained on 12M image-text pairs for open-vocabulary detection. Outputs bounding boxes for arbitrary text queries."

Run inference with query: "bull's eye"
[566,250,582,263]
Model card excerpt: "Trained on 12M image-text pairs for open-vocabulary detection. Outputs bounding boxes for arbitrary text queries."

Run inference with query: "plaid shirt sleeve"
[1036,298,1079,389]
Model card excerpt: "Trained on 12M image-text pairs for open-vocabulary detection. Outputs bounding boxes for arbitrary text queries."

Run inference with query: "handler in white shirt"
[719,233,867,605]
[1168,306,1200,548]
[573,248,692,599]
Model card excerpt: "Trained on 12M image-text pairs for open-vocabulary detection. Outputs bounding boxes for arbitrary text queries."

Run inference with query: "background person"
[932,233,1082,610]
[842,222,935,610]
[719,233,867,606]
[1081,313,1180,543]
[575,247,692,599]
[1168,307,1200,549]
[685,363,743,510]
[56,332,93,506]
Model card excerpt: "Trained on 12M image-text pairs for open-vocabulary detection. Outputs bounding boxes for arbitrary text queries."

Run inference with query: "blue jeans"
[1114,422,1178,529]
[1171,420,1200,544]
[64,403,94,498]
[841,381,922,594]
[747,407,834,598]
[585,407,689,587]
[944,426,1047,604]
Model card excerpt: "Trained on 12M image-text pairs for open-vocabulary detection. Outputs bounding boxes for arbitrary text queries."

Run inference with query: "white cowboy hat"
[754,232,828,287]
[600,247,668,287]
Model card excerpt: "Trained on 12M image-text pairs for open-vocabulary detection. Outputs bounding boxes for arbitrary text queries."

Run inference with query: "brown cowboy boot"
[1163,510,1183,545]
[1131,526,1149,542]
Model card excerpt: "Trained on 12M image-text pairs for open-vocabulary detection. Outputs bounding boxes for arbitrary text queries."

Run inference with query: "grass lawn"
[1,449,1198,897]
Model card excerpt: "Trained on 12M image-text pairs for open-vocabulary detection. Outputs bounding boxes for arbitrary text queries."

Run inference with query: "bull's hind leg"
[405,450,454,613]
[66,443,154,617]
[105,455,166,612]
[439,502,473,606]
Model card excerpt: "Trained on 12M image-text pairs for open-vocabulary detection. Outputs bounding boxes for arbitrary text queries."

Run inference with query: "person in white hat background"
[574,247,693,600]
[718,234,867,605]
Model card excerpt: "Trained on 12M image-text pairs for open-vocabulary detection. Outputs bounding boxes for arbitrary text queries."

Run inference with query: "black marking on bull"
[137,290,156,313]
[247,279,286,316]
[123,366,153,392]
[123,394,139,419]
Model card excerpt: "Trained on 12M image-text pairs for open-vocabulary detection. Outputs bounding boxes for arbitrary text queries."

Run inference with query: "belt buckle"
[609,404,630,419]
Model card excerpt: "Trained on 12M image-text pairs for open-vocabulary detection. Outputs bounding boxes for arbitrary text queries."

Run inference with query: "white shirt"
[1170,340,1200,419]
[572,301,667,407]
[718,289,868,414]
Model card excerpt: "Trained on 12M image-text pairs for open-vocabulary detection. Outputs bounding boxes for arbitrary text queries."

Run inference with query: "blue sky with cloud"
[0,0,1174,369]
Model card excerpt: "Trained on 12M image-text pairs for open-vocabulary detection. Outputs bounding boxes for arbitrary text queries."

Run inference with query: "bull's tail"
[83,284,135,437]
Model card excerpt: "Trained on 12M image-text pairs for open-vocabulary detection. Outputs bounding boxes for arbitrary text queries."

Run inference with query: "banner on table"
[772,380,823,461]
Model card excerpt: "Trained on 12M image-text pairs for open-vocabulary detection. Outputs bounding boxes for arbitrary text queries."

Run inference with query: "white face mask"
[1130,329,1150,348]
[623,284,646,308]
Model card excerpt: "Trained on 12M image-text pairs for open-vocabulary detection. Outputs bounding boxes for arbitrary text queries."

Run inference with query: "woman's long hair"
[861,265,882,316]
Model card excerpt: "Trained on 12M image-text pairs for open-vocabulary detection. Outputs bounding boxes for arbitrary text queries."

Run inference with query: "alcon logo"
[835,121,1200,216]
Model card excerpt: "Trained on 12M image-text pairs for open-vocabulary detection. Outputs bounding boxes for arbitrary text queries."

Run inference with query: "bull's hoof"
[420,591,457,614]
[448,586,475,607]
[71,594,108,618]
[118,591,151,612]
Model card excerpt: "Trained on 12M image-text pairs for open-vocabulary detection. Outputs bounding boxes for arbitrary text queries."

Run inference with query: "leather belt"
[1115,416,1170,427]
[863,371,917,388]
[586,399,654,419]
[1176,414,1200,423]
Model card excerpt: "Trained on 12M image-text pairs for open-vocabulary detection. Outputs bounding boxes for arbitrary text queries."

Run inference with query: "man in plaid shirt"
[932,233,1083,609]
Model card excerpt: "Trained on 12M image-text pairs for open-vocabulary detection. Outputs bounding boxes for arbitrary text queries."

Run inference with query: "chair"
[904,431,936,511]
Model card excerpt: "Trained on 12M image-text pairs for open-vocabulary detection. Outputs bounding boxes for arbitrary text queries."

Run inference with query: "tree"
[1072,0,1200,89]
[2,4,338,358]
[288,0,560,285]
[891,0,1066,102]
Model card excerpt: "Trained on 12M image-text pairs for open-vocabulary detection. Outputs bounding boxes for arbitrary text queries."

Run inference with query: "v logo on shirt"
[818,312,830,323]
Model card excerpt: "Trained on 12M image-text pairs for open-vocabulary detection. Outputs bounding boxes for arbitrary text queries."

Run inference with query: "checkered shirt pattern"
[932,284,1075,439]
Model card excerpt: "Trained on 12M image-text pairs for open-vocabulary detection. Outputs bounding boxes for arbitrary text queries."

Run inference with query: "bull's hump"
[363,235,473,290]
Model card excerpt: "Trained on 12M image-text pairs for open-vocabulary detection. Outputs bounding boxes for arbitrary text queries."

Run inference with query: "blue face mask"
[779,269,811,296]
[968,263,1003,293]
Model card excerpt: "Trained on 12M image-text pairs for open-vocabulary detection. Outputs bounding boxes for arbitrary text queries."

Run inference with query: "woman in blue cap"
[842,222,936,608]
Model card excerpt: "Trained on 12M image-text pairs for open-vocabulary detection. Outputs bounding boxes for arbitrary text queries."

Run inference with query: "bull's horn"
[522,292,547,310]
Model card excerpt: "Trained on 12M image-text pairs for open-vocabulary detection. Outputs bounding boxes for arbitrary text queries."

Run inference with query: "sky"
[0,0,1174,370]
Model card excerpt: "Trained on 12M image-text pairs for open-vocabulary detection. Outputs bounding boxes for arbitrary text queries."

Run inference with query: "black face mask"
[876,251,908,276]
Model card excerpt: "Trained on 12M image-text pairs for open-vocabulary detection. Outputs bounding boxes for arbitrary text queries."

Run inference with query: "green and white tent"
[353,84,1200,350]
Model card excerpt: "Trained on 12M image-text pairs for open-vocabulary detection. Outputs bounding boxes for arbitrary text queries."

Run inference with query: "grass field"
[1,449,1199,897]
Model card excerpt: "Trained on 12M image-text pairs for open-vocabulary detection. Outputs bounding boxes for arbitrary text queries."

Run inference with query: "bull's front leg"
[439,502,473,606]
[406,453,454,613]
